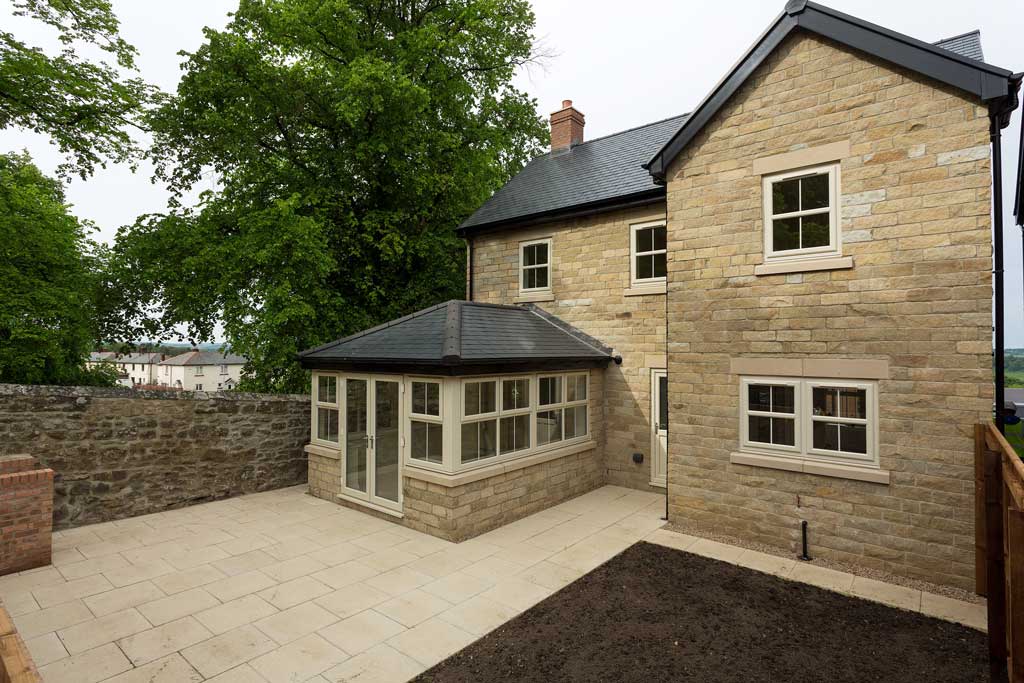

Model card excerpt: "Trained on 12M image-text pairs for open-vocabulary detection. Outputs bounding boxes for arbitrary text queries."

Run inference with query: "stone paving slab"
[2,484,663,682]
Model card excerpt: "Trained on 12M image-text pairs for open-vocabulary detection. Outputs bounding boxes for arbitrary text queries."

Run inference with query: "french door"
[343,376,402,512]
[651,370,668,488]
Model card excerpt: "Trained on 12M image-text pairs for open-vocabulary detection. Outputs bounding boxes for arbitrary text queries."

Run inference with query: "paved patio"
[1,485,666,682]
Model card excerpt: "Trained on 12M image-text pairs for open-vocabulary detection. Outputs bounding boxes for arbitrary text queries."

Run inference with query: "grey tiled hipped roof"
[933,30,984,62]
[457,114,688,234]
[298,301,614,375]
[160,350,247,366]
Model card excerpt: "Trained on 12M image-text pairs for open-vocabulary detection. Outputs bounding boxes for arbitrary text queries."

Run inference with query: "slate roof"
[160,350,247,366]
[88,351,118,362]
[122,352,163,365]
[933,30,984,62]
[457,3,1012,233]
[298,300,614,375]
[457,114,688,235]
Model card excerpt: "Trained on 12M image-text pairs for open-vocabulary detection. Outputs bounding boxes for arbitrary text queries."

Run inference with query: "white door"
[343,376,402,512]
[651,370,668,487]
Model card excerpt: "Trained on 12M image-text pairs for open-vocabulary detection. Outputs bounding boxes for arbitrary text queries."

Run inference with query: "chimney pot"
[550,99,585,153]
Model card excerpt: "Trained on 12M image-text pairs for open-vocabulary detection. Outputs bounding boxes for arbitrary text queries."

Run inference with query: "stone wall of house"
[471,204,668,492]
[664,33,992,590]
[0,384,310,530]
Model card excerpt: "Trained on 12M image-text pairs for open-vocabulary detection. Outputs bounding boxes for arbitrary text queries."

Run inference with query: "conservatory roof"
[297,300,615,375]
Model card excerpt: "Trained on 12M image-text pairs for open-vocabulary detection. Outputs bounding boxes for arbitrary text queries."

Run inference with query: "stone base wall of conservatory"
[306,445,603,542]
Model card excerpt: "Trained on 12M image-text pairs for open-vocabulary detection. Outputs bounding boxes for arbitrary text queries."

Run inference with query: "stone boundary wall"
[0,455,52,576]
[0,384,310,530]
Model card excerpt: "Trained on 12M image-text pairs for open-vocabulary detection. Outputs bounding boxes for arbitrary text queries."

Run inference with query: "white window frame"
[459,379,500,466]
[498,376,532,457]
[519,238,552,295]
[312,371,341,447]
[194,365,204,376]
[762,163,840,262]
[739,376,878,467]
[630,220,668,287]
[220,364,228,375]
[407,377,444,469]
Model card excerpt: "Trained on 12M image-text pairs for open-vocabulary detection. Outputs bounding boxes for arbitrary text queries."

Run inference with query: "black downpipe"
[993,112,1006,434]
[799,520,811,561]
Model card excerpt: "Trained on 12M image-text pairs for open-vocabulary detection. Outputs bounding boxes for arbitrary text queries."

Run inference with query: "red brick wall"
[0,455,52,577]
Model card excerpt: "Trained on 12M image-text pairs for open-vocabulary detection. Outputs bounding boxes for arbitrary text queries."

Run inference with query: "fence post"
[1008,507,1024,682]
[981,423,991,595]
[985,431,1008,673]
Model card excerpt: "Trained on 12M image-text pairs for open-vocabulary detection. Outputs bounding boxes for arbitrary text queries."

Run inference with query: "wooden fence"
[976,422,1024,681]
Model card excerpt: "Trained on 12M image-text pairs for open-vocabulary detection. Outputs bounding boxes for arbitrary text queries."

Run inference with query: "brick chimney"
[550,99,585,153]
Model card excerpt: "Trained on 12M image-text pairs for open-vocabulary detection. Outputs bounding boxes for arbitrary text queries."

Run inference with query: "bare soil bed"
[416,542,989,683]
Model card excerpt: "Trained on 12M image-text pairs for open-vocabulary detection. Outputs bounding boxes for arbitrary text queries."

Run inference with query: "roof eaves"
[646,0,1017,181]
[296,301,451,359]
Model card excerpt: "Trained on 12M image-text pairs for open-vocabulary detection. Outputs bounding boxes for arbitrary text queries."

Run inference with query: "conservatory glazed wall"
[304,368,604,541]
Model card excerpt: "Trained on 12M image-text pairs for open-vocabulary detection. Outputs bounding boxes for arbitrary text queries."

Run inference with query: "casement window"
[314,373,340,445]
[220,364,228,375]
[520,238,551,293]
[195,384,203,391]
[740,377,876,465]
[536,372,588,447]
[195,365,204,376]
[630,221,667,285]
[409,379,443,465]
[762,163,840,261]
[460,379,499,464]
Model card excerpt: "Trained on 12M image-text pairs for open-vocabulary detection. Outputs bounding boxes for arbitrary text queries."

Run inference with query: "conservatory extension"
[297,300,616,541]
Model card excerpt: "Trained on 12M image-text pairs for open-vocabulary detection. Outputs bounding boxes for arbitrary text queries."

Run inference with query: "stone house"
[300,0,1022,590]
[157,350,247,392]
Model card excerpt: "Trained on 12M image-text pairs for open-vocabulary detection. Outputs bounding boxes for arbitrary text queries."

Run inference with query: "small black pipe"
[799,520,811,561]
[993,112,1006,434]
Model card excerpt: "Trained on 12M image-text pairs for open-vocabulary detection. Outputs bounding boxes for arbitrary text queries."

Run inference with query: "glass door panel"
[345,379,368,495]
[651,371,668,487]
[373,380,401,504]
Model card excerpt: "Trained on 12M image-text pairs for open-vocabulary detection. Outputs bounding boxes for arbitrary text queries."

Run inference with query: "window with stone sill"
[520,238,551,294]
[630,220,667,286]
[762,163,840,262]
[313,373,340,445]
[739,376,877,467]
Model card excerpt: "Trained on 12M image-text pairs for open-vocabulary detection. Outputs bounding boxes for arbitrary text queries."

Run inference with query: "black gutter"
[297,357,613,376]
[455,188,665,238]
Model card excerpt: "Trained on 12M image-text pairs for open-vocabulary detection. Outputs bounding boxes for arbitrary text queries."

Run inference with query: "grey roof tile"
[458,114,687,233]
[933,30,984,62]
[160,350,247,366]
[298,301,612,373]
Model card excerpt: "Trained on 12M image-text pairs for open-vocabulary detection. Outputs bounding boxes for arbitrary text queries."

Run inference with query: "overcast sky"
[1,0,1022,342]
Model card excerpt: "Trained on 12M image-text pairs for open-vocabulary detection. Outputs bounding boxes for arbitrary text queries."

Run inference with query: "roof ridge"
[559,112,691,151]
[442,301,462,362]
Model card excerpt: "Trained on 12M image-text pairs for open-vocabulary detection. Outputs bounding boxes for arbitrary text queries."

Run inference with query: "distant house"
[85,351,119,370]
[158,351,247,391]
[117,353,165,388]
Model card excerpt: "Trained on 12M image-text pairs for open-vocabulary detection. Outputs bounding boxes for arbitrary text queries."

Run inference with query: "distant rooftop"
[160,350,246,366]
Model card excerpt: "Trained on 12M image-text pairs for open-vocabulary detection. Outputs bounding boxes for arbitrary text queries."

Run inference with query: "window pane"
[465,381,496,416]
[801,173,829,210]
[479,420,497,459]
[539,377,562,406]
[748,385,772,412]
[840,388,866,419]
[412,382,426,414]
[534,242,548,264]
[523,244,537,267]
[565,405,587,439]
[812,388,837,417]
[317,376,337,404]
[840,423,867,454]
[500,414,530,454]
[801,213,830,249]
[773,217,800,251]
[566,375,587,402]
[813,421,840,451]
[317,407,339,442]
[461,422,479,463]
[637,254,653,280]
[749,415,772,443]
[503,378,530,410]
[535,266,548,289]
[772,178,800,214]
[658,375,668,429]
[537,409,563,446]
[465,382,480,415]
[653,226,667,251]
[523,267,535,290]
[426,383,440,416]
[772,417,795,446]
[636,227,653,253]
[411,421,443,464]
[653,253,667,278]
[772,386,794,414]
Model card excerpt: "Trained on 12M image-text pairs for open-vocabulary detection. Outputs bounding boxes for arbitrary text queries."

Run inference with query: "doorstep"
[643,528,986,632]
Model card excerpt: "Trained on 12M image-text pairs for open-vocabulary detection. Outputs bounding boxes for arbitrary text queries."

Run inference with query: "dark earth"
[415,542,989,683]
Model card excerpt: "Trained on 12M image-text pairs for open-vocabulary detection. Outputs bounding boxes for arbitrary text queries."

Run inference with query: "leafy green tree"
[112,0,546,392]
[0,152,116,385]
[0,0,152,178]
